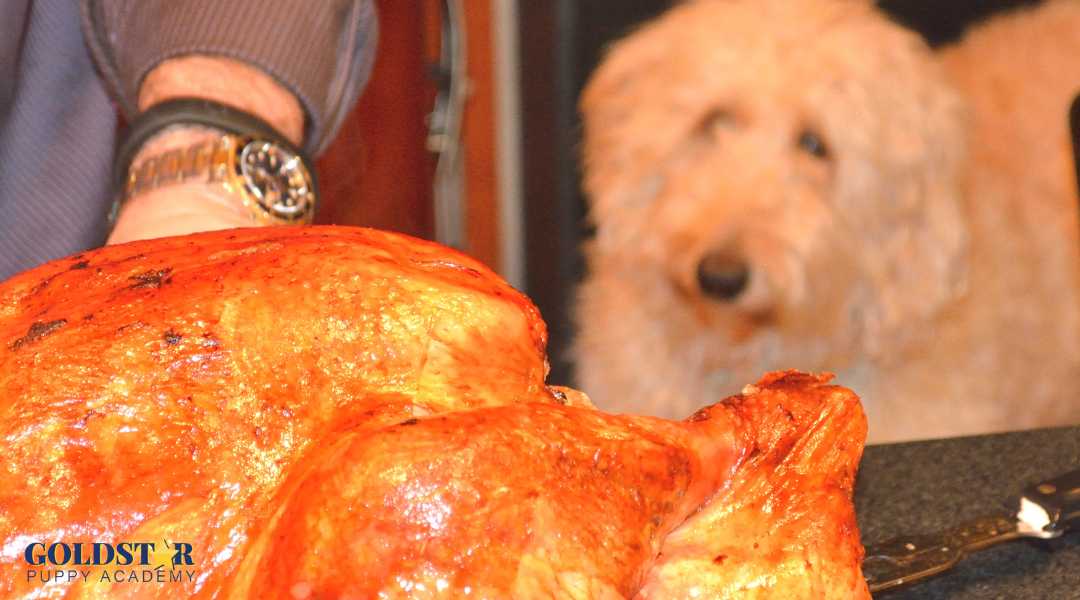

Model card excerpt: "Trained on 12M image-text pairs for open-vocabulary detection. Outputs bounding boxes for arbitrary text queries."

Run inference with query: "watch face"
[238,140,315,222]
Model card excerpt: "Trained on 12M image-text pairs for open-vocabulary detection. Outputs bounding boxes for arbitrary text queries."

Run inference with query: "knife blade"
[862,466,1080,594]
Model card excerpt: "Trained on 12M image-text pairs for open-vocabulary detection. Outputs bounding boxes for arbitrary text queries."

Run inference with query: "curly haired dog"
[575,0,1080,442]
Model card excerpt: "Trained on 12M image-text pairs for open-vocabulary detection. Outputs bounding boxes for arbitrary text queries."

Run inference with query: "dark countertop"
[855,425,1080,599]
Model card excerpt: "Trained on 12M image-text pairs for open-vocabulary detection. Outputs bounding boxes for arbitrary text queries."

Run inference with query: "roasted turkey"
[0,227,869,599]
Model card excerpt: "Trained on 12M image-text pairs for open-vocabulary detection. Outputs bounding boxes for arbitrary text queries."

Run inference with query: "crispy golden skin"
[0,227,868,598]
[639,372,870,599]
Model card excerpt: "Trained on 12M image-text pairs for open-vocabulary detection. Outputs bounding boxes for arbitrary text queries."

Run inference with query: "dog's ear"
[579,10,672,227]
[818,17,970,357]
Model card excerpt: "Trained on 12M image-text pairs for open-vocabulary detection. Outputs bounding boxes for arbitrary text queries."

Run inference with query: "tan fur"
[575,0,1080,442]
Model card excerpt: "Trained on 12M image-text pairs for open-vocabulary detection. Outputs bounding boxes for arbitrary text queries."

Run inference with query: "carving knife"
[861,466,1080,594]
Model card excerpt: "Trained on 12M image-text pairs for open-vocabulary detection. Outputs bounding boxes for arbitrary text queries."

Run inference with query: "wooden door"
[314,0,503,272]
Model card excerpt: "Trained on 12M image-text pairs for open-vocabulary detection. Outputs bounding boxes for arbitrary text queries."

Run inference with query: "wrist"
[107,184,253,246]
[130,124,221,168]
[108,53,314,244]
[109,111,318,246]
[108,125,254,246]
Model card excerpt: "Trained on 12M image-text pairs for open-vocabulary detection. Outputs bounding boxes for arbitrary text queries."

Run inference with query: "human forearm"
[137,55,304,145]
[82,0,379,245]
[108,56,305,245]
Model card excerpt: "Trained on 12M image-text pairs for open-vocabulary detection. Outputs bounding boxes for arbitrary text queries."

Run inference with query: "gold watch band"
[124,136,235,201]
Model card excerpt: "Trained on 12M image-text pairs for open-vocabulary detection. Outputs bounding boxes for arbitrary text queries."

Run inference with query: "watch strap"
[123,136,233,201]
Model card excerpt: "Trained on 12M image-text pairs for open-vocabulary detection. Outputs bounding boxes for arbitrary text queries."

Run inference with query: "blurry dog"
[575,0,1080,442]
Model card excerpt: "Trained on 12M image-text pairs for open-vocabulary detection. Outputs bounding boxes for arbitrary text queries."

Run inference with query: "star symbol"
[147,539,175,569]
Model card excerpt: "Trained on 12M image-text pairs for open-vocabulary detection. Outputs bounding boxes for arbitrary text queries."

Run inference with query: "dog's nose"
[696,252,750,301]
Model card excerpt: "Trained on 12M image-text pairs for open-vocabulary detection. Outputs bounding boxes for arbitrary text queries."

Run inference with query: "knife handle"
[1022,466,1080,535]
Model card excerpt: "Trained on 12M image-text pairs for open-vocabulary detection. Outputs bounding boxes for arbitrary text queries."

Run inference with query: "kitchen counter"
[855,425,1080,599]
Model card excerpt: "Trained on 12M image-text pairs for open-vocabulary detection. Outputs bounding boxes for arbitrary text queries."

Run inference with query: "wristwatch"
[121,134,317,225]
[111,98,318,227]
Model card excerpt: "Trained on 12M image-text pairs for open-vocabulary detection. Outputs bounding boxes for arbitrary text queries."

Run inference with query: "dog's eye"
[696,108,735,136]
[797,130,828,159]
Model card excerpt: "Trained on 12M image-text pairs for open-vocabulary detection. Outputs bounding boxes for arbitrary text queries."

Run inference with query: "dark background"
[518,0,1044,386]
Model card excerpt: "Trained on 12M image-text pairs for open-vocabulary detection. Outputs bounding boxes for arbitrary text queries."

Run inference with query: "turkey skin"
[0,227,869,598]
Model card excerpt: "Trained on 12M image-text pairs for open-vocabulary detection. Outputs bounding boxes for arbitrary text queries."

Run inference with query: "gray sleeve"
[79,0,378,155]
